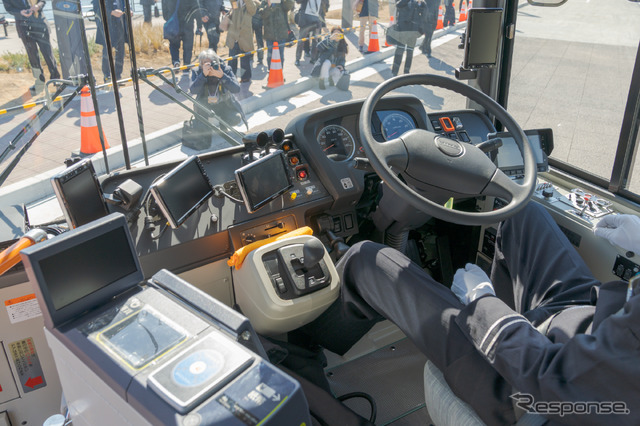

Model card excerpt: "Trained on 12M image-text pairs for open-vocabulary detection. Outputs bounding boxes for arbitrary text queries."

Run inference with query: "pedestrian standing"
[199,0,225,51]
[443,0,455,27]
[92,0,128,84]
[260,0,294,69]
[162,0,201,73]
[419,0,438,57]
[140,0,156,23]
[391,0,424,76]
[2,0,60,93]
[252,12,265,65]
[225,0,258,82]
[356,0,378,53]
[294,0,327,65]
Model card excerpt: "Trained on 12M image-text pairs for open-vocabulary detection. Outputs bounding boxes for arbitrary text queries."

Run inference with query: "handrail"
[0,229,48,277]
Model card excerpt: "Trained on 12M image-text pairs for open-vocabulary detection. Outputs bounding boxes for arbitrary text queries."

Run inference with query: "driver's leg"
[297,241,517,425]
[490,202,598,324]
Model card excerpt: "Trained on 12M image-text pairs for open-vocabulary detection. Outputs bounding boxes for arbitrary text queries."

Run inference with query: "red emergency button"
[297,170,307,179]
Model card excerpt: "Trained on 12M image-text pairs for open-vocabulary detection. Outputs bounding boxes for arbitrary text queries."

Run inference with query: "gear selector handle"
[302,238,325,270]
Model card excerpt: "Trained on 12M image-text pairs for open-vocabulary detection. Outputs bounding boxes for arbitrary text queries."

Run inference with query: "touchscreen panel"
[463,8,503,69]
[235,151,293,213]
[150,156,214,228]
[494,129,551,176]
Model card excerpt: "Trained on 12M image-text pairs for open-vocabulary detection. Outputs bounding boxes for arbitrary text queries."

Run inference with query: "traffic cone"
[459,0,467,22]
[266,42,284,89]
[367,20,380,53]
[436,5,444,30]
[80,85,109,155]
[385,16,394,47]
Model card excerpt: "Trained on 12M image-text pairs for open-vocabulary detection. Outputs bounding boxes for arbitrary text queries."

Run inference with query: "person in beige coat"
[225,0,258,82]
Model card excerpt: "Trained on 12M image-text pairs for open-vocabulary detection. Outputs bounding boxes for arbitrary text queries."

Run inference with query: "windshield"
[0,0,639,235]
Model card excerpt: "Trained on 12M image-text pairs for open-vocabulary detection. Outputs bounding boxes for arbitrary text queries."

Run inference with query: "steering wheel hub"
[435,136,465,157]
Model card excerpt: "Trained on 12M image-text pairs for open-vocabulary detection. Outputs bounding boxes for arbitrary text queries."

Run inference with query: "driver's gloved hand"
[452,263,496,305]
[594,214,640,254]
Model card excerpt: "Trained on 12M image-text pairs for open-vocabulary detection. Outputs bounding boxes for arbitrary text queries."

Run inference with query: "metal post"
[97,0,132,170]
[122,0,150,166]
[77,7,110,173]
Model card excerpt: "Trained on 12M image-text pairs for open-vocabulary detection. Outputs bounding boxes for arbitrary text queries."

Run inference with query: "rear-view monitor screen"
[235,152,293,213]
[55,162,109,227]
[39,227,139,310]
[151,157,214,228]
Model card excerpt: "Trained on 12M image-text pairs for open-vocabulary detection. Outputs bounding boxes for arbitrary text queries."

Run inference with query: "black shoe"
[295,59,300,66]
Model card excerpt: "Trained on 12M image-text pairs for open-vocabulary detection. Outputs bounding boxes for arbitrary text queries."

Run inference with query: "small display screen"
[52,159,109,228]
[463,8,503,69]
[39,227,139,310]
[235,151,293,213]
[150,156,214,228]
[494,129,550,176]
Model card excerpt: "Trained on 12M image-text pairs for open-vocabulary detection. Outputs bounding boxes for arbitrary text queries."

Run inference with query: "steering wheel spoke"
[376,137,409,171]
[482,168,522,201]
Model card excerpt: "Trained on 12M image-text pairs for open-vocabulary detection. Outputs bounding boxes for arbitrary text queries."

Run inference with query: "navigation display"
[235,151,293,213]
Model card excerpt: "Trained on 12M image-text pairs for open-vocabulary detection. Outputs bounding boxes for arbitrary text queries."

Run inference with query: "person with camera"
[311,26,348,90]
[189,49,245,130]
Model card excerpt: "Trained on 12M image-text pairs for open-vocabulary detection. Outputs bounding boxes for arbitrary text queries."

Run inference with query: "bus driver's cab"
[1,0,640,424]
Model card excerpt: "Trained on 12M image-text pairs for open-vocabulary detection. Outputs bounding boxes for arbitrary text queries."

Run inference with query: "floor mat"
[326,338,431,425]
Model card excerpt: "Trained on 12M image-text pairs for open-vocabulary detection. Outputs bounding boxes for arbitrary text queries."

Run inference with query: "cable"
[337,392,377,424]
[214,185,244,204]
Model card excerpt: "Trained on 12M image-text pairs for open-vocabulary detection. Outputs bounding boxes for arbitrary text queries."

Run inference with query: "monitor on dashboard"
[21,213,143,329]
[235,151,293,214]
[149,156,215,229]
[51,158,110,229]
[492,128,554,177]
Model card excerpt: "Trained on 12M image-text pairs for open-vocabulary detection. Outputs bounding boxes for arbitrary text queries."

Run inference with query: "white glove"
[452,263,496,305]
[594,214,640,254]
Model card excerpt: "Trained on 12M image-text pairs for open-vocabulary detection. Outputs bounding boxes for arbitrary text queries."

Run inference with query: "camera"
[212,62,220,70]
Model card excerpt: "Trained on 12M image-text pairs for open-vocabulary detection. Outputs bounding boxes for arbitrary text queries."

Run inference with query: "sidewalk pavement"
[0,18,466,233]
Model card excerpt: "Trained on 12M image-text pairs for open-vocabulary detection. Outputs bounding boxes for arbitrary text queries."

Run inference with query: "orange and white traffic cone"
[436,5,444,30]
[459,0,467,22]
[367,20,380,53]
[266,42,284,89]
[385,16,394,47]
[80,85,109,155]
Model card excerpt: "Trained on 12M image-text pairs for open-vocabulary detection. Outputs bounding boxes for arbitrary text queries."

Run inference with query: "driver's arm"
[454,295,639,425]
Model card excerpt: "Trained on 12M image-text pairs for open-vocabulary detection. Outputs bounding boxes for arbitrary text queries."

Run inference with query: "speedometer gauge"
[317,125,356,162]
[381,113,416,140]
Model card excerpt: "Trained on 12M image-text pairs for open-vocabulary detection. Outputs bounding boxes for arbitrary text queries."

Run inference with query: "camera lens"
[212,62,220,70]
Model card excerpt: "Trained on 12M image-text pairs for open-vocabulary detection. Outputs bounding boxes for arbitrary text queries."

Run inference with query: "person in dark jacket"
[140,0,156,23]
[252,12,264,65]
[294,0,327,65]
[311,26,347,89]
[92,0,128,84]
[162,0,200,72]
[3,0,60,93]
[259,0,294,69]
[198,0,225,51]
[189,49,246,129]
[419,0,439,57]
[295,202,640,425]
[443,0,455,27]
[390,0,424,76]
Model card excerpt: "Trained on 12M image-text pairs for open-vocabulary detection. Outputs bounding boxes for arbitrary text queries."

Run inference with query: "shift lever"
[302,238,325,270]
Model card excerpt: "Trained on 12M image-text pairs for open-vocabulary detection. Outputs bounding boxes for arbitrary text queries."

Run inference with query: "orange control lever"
[0,229,48,276]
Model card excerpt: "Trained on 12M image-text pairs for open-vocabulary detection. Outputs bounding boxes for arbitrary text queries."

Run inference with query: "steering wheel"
[359,74,536,226]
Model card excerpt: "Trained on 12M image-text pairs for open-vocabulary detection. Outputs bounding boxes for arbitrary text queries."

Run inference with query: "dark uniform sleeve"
[455,295,640,425]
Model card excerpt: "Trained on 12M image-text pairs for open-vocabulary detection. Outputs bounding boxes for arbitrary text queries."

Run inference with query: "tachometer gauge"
[381,113,416,140]
[317,125,356,162]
